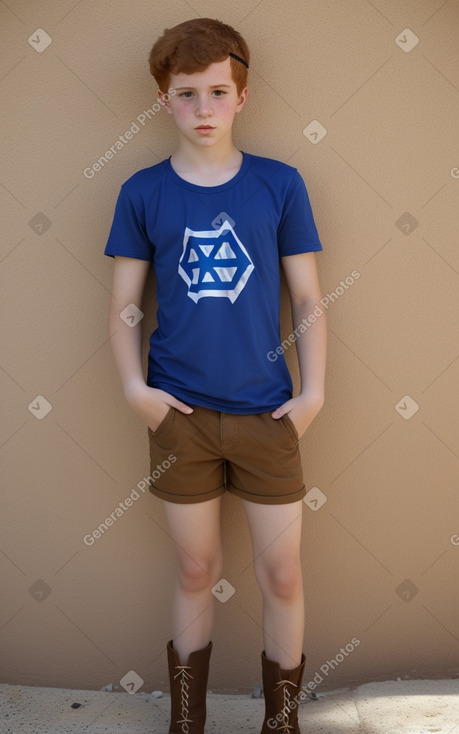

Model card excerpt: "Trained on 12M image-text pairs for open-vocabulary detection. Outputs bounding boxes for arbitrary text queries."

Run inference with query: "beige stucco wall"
[1,0,458,696]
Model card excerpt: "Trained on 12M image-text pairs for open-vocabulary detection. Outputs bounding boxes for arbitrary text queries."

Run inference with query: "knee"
[177,554,222,594]
[256,557,302,601]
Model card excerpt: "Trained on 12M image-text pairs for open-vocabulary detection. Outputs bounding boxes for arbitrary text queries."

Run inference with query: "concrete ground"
[0,679,458,733]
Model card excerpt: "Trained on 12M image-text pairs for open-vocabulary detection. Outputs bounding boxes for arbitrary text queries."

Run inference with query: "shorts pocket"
[281,413,299,443]
[148,406,174,438]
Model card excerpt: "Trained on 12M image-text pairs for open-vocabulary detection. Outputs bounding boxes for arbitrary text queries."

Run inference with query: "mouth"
[195,125,215,130]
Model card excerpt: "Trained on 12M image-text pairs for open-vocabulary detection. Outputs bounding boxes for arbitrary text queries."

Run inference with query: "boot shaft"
[260,651,306,734]
[167,640,212,734]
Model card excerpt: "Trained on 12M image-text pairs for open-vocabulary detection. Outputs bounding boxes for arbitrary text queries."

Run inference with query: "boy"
[105,17,326,734]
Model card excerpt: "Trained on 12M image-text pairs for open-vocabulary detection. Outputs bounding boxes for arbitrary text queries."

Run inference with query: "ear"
[158,89,173,115]
[235,86,248,113]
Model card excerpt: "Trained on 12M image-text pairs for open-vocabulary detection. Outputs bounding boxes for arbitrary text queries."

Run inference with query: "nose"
[196,94,213,117]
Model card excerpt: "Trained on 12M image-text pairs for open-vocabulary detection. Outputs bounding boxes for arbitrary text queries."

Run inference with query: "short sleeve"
[104,185,154,260]
[277,171,323,256]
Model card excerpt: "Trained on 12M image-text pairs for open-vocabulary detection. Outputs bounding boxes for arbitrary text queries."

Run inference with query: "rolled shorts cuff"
[149,483,226,504]
[227,482,307,505]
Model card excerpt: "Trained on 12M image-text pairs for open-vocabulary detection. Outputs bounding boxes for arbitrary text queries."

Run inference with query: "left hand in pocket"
[271,392,324,440]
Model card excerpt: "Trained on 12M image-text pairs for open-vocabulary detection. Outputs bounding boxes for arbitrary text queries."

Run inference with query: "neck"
[171,135,241,172]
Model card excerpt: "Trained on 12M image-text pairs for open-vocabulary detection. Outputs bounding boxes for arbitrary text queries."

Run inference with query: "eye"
[179,91,193,98]
[212,90,226,97]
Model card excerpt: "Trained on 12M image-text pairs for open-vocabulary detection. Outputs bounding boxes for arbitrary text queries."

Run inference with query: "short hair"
[149,18,249,94]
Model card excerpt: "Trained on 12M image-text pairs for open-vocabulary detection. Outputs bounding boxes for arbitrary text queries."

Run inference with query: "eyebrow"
[174,84,232,91]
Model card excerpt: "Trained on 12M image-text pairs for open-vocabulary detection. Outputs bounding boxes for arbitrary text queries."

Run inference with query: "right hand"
[124,383,193,432]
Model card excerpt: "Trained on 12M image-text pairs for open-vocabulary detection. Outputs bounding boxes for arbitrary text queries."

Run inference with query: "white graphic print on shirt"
[178,219,254,303]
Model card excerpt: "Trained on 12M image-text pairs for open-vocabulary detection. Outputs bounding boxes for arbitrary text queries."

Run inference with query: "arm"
[271,252,326,438]
[108,256,192,431]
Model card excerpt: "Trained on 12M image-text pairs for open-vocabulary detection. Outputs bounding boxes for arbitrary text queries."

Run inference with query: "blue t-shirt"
[104,152,322,413]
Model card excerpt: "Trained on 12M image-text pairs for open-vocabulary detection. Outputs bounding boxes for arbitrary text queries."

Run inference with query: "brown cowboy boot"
[260,650,306,733]
[167,639,212,734]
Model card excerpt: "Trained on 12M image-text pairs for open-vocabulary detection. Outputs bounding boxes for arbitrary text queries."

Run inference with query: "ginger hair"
[149,18,249,94]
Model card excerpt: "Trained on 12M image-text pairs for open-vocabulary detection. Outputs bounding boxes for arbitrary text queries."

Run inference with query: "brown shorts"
[147,405,305,505]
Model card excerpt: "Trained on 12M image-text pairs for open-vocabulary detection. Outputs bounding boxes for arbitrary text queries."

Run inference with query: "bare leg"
[242,499,304,669]
[163,496,223,664]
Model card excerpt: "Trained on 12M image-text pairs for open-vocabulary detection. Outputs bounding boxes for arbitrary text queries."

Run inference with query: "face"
[159,58,248,148]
